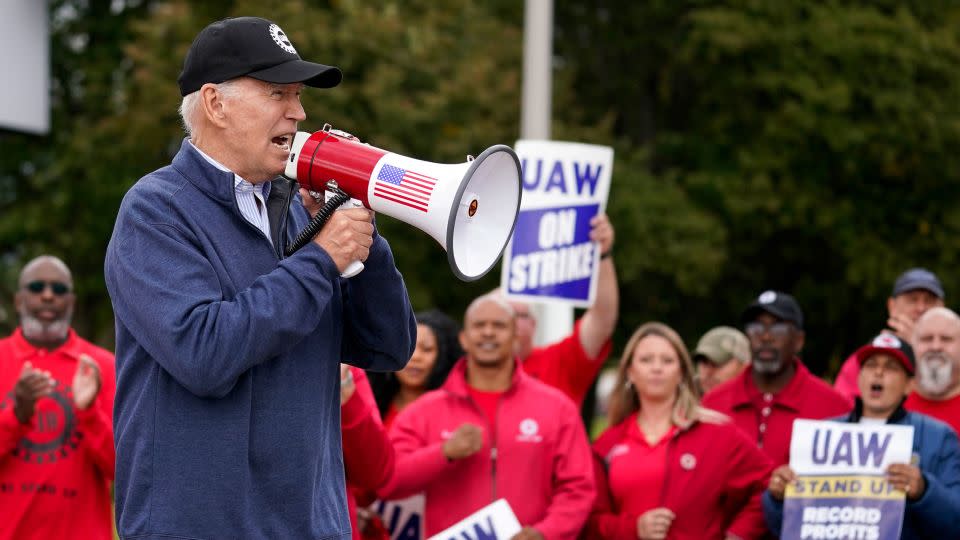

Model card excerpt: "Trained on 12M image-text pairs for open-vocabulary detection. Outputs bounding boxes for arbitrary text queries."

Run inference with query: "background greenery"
[3,0,960,379]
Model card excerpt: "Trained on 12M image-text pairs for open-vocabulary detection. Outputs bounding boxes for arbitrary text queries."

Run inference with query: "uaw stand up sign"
[782,420,914,540]
[501,140,613,307]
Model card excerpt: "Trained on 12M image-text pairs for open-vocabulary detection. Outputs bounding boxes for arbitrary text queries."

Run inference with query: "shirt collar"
[189,140,272,200]
[731,357,810,411]
[9,327,81,360]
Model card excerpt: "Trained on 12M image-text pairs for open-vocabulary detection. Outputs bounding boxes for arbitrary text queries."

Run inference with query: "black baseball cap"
[853,333,915,375]
[891,267,945,299]
[178,17,342,96]
[741,290,804,329]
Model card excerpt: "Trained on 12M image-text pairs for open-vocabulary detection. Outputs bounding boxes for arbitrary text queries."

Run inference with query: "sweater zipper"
[275,182,294,260]
[658,432,678,506]
[463,393,500,503]
[491,399,501,502]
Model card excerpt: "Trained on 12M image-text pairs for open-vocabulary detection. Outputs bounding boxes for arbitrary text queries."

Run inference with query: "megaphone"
[284,124,522,282]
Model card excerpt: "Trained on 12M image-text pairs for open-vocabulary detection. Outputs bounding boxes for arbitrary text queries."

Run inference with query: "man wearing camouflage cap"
[693,326,751,394]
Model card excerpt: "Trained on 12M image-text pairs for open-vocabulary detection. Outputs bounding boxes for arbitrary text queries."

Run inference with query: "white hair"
[178,79,243,136]
[914,306,960,336]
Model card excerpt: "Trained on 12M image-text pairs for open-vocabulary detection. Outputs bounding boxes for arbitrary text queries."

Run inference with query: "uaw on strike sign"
[501,140,613,307]
[782,420,914,540]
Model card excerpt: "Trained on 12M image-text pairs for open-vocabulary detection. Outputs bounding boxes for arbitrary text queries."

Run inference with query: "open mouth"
[868,383,884,396]
[272,134,291,151]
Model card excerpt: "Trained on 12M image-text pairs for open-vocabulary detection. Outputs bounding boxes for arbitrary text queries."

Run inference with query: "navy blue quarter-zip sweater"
[105,139,416,539]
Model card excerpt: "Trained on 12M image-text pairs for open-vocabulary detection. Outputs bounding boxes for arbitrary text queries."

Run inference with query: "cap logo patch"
[269,24,297,55]
[873,334,901,348]
[759,291,777,304]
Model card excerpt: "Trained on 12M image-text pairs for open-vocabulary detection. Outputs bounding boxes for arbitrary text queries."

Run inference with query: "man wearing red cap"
[702,290,851,466]
[763,333,960,540]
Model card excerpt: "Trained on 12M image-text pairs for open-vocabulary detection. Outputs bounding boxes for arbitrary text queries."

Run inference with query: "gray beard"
[20,313,71,344]
[917,353,955,397]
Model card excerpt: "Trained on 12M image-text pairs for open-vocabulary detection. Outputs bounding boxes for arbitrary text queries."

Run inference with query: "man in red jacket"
[380,293,595,540]
[702,290,851,466]
[0,256,115,540]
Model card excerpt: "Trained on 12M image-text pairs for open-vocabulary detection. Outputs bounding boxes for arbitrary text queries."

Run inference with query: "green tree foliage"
[3,1,960,379]
[555,1,960,374]
[0,0,525,342]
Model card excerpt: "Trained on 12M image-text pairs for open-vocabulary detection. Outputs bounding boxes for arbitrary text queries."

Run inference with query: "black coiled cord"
[284,185,351,257]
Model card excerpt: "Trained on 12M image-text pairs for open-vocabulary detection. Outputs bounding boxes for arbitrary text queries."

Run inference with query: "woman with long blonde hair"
[585,322,773,540]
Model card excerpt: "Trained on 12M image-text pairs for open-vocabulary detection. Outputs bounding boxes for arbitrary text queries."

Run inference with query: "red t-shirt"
[523,320,612,407]
[904,392,960,436]
[0,328,115,540]
[606,415,676,516]
[467,387,503,427]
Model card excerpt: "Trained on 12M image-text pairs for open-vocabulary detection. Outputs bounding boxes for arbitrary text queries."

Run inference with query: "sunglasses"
[24,280,71,296]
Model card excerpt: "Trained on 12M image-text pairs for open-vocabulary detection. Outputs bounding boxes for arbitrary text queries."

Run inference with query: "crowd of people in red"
[2,231,960,539]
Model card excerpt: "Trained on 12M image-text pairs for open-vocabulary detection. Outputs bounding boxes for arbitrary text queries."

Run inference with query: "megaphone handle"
[341,260,364,278]
[327,193,366,279]
[284,189,351,257]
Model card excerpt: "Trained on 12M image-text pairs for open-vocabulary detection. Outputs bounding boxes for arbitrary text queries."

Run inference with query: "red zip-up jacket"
[380,358,595,540]
[343,367,393,540]
[586,412,773,540]
[0,328,115,540]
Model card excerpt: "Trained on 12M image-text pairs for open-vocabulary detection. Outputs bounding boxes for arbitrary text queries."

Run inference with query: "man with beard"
[702,290,851,465]
[763,333,960,540]
[906,307,960,435]
[0,256,115,540]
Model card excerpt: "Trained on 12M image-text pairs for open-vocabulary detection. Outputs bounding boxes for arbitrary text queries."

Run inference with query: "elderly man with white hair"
[906,306,960,435]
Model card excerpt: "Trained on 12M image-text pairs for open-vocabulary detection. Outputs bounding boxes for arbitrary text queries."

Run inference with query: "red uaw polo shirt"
[0,328,115,540]
[702,358,852,465]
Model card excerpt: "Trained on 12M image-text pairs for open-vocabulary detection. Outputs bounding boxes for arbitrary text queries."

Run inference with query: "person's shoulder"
[908,411,959,442]
[592,418,631,456]
[390,389,453,430]
[72,334,116,365]
[702,374,742,406]
[518,372,578,410]
[796,364,849,402]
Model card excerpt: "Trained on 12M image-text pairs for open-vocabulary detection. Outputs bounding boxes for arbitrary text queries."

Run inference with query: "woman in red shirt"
[585,322,773,540]
[369,310,462,429]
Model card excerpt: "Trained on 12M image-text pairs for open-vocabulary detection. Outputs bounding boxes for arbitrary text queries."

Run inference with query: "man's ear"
[199,84,229,127]
[904,376,915,397]
[793,330,806,355]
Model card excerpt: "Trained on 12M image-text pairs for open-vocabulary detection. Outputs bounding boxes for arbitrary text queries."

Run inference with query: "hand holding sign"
[588,213,614,256]
[443,423,484,461]
[509,527,544,540]
[769,464,798,501]
[886,463,925,500]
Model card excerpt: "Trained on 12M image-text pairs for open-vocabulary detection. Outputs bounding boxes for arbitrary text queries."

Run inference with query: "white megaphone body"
[284,125,522,281]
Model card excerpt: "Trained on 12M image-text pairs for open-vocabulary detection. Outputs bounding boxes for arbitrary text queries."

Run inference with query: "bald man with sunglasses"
[0,255,116,540]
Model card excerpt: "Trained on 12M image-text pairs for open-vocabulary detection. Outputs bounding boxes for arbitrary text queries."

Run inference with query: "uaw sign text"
[501,140,613,307]
[782,420,914,540]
